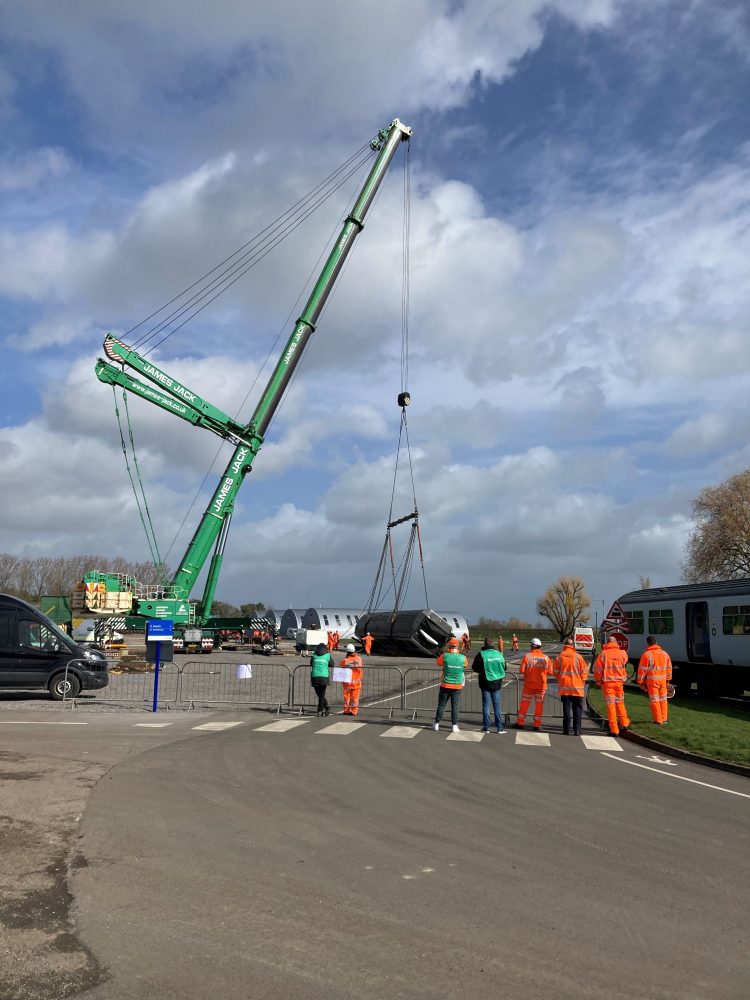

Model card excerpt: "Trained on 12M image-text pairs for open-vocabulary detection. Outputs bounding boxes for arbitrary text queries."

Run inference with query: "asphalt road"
[42,709,748,1000]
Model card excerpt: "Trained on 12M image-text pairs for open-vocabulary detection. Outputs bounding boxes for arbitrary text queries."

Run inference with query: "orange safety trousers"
[645,679,668,723]
[517,689,545,728]
[343,683,362,715]
[600,681,630,734]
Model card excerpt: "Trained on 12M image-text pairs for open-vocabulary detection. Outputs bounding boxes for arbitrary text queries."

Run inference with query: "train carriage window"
[346,615,352,626]
[723,605,750,635]
[625,611,644,634]
[647,608,674,635]
[323,615,329,626]
[335,615,341,626]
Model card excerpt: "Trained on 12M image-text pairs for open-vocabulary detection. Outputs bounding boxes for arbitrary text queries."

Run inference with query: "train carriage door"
[686,602,712,662]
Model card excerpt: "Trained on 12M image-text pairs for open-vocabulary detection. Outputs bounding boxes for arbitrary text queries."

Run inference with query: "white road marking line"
[316,722,365,736]
[191,721,245,731]
[254,720,310,733]
[421,867,435,873]
[580,735,622,751]
[515,732,551,746]
[446,730,484,742]
[134,722,172,728]
[600,753,750,798]
[0,721,88,726]
[381,726,422,739]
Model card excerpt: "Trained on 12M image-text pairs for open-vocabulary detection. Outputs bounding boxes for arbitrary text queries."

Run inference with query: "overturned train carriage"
[355,609,453,657]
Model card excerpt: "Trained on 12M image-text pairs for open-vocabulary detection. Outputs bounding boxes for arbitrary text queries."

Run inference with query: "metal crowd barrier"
[77,661,569,720]
[290,663,405,713]
[178,660,291,710]
[90,663,180,706]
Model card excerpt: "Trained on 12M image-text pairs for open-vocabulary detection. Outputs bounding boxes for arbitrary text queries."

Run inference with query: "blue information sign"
[146,619,174,642]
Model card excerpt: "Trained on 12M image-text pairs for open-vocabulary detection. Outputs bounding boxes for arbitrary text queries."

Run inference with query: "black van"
[0,594,110,699]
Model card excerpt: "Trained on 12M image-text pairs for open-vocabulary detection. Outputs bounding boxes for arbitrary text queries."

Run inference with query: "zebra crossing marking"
[580,735,622,751]
[316,722,366,736]
[191,721,245,732]
[381,726,423,739]
[515,731,551,746]
[446,730,484,742]
[254,719,310,733]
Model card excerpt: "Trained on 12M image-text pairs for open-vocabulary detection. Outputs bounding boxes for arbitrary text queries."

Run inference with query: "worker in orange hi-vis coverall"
[554,637,589,735]
[327,630,336,653]
[637,636,673,724]
[340,644,364,715]
[594,637,631,736]
[362,632,374,656]
[460,631,471,653]
[515,638,553,731]
[496,636,504,653]
[511,634,519,651]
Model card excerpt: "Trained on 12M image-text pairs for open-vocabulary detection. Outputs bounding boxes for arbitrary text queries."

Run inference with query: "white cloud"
[0,147,72,191]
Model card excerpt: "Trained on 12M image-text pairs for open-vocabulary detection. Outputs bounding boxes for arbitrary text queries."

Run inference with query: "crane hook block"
[398,391,411,409]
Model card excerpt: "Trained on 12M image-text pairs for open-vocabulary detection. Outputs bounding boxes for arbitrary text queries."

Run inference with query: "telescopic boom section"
[171,118,412,608]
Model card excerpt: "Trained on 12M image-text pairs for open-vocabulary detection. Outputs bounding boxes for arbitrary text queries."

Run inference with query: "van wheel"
[49,673,81,700]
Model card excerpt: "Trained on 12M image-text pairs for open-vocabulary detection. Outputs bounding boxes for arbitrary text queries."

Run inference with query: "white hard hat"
[346,643,355,653]
[531,637,542,647]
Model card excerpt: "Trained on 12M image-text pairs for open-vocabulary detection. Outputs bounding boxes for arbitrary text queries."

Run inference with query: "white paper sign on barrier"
[235,663,253,680]
[332,667,352,684]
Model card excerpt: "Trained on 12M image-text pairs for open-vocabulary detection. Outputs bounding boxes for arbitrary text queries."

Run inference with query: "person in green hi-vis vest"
[309,642,332,716]
[432,637,468,733]
[472,637,507,733]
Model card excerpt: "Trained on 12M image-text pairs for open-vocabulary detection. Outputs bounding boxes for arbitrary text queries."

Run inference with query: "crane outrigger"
[74,118,412,628]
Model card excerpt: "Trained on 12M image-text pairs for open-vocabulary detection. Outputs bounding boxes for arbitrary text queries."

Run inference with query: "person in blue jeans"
[472,637,507,733]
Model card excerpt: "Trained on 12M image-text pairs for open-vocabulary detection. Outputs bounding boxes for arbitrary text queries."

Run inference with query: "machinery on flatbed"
[73,120,413,637]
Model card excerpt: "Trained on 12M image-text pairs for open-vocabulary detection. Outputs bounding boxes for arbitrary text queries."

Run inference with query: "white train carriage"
[615,579,750,697]
[435,611,470,641]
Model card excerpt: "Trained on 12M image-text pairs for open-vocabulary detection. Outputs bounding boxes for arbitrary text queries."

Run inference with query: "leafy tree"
[536,576,591,641]
[240,602,267,616]
[683,469,750,582]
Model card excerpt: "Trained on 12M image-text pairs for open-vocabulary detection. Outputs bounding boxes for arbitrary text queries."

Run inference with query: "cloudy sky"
[2,0,749,623]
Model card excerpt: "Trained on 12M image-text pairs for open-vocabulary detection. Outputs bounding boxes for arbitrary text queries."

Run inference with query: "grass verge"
[587,685,750,766]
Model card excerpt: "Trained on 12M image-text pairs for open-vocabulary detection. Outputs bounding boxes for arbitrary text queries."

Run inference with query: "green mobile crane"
[74,118,412,631]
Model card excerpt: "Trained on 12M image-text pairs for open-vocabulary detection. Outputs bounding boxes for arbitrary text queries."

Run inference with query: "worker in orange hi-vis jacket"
[460,631,471,653]
[497,636,504,653]
[327,630,336,653]
[515,638,553,731]
[637,636,673,724]
[340,644,364,716]
[594,637,631,736]
[554,637,589,735]
[511,633,519,652]
[362,632,374,656]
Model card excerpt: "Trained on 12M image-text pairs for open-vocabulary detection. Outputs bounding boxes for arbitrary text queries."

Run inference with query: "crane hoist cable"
[111,387,164,573]
[128,143,375,357]
[363,141,429,617]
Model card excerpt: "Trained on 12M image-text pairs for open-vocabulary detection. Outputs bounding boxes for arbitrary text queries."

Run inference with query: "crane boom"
[78,118,412,624]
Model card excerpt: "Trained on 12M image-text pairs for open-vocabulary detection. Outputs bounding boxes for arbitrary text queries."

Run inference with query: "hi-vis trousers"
[343,683,362,716]
[600,681,630,735]
[517,689,545,729]
[645,678,668,723]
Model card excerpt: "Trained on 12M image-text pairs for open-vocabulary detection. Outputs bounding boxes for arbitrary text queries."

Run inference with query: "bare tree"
[683,470,750,582]
[639,576,652,590]
[0,553,19,592]
[536,576,591,641]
